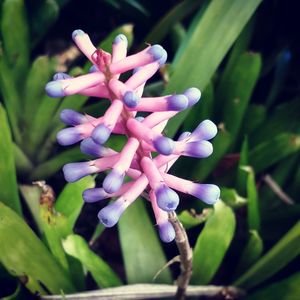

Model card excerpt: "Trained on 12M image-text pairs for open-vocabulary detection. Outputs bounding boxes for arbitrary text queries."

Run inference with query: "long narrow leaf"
[192,201,236,284]
[164,0,262,137]
[0,105,22,215]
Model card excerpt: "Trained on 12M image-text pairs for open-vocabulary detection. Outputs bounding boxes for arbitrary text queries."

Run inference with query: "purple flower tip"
[192,184,220,205]
[153,136,175,155]
[89,65,99,73]
[123,91,140,108]
[98,201,125,227]
[92,124,111,144]
[72,29,85,40]
[155,185,180,211]
[185,140,213,158]
[45,81,65,98]
[60,109,87,126]
[178,131,191,141]
[193,120,218,140]
[168,94,188,111]
[158,221,175,243]
[103,170,125,194]
[113,34,128,46]
[158,49,167,66]
[135,116,144,122]
[80,138,107,157]
[83,188,109,203]
[148,45,166,62]
[56,127,82,146]
[184,87,201,107]
[63,162,95,183]
[53,73,72,80]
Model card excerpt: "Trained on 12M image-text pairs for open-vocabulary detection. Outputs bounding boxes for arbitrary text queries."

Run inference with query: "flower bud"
[153,136,175,155]
[192,120,218,140]
[92,124,111,144]
[184,87,201,107]
[98,200,126,227]
[83,188,109,202]
[184,140,213,158]
[155,185,180,211]
[45,81,65,98]
[80,138,109,157]
[103,170,125,194]
[158,221,175,243]
[123,91,140,108]
[56,127,82,146]
[53,73,72,80]
[60,109,87,126]
[63,162,98,182]
[191,184,220,205]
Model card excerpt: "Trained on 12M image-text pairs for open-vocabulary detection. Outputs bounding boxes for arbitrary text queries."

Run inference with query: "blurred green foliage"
[0,0,299,299]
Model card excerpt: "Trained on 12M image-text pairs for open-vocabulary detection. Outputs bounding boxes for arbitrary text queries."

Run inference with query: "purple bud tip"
[185,140,213,158]
[153,136,175,155]
[158,221,175,243]
[63,162,95,183]
[156,185,180,211]
[98,201,125,227]
[103,170,125,194]
[60,109,87,126]
[56,128,82,146]
[168,95,189,111]
[178,131,191,141]
[193,120,218,140]
[133,66,142,74]
[113,34,128,46]
[123,91,140,108]
[184,87,201,107]
[80,138,107,157]
[158,49,168,66]
[92,124,111,144]
[135,116,144,122]
[53,73,72,80]
[72,29,85,40]
[83,188,109,203]
[192,184,220,205]
[45,81,65,98]
[89,65,99,73]
[148,45,166,62]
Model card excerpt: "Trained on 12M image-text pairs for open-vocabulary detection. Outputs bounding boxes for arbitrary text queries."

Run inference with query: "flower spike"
[47,30,219,242]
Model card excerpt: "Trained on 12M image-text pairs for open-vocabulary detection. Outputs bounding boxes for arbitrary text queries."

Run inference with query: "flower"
[46,30,220,243]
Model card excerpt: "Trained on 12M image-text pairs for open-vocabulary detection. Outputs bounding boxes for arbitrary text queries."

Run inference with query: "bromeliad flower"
[46,30,220,243]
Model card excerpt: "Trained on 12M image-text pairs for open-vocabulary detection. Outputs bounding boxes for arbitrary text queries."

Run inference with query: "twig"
[152,255,180,281]
[41,284,245,300]
[263,174,295,205]
[168,211,193,300]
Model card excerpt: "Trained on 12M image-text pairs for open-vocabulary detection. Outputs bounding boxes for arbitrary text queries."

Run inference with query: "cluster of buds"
[45,30,220,243]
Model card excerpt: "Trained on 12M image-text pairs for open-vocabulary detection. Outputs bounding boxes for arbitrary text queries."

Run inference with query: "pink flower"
[45,30,220,243]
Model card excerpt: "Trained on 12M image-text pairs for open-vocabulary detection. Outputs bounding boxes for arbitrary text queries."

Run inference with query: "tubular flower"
[46,30,220,243]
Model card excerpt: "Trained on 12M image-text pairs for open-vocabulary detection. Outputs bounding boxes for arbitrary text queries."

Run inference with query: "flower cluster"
[45,30,220,243]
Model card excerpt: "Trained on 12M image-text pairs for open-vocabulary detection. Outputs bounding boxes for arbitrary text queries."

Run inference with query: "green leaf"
[249,133,300,173]
[29,0,59,46]
[0,55,21,142]
[23,56,54,128]
[0,105,21,215]
[234,221,300,290]
[13,144,33,174]
[63,234,122,288]
[1,0,29,83]
[170,22,187,52]
[192,201,236,284]
[234,230,263,277]
[244,272,300,300]
[244,167,260,232]
[164,0,262,137]
[89,223,105,246]
[143,0,202,45]
[252,98,300,145]
[19,184,42,231]
[55,176,95,230]
[218,52,261,145]
[221,188,247,209]
[191,128,232,181]
[0,202,75,294]
[178,209,213,230]
[118,199,172,284]
[30,147,86,180]
[236,136,249,196]
[241,104,266,136]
